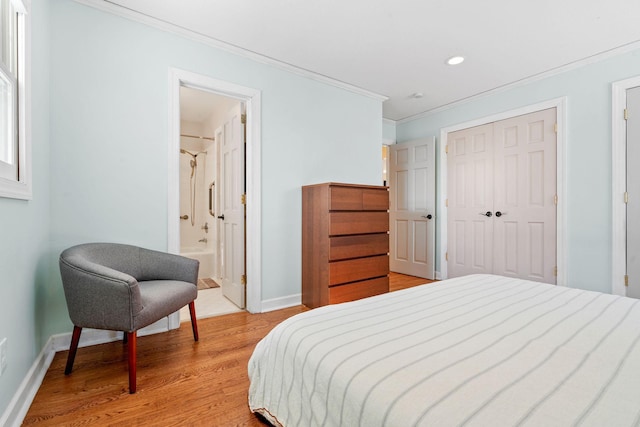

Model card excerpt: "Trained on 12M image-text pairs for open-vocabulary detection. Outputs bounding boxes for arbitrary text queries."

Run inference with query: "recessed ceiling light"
[411,92,424,99]
[446,56,465,65]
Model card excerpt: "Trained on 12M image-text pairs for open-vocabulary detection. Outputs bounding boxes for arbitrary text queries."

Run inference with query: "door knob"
[495,211,505,217]
[421,214,433,219]
[479,211,492,217]
[217,214,225,220]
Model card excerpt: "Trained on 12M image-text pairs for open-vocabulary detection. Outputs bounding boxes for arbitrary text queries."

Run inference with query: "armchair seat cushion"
[134,280,198,331]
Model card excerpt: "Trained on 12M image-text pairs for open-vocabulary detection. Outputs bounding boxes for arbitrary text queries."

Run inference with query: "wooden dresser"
[302,182,389,308]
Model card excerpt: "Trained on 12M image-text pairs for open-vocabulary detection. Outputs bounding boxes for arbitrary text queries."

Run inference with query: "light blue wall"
[397,49,640,293]
[382,119,396,142]
[0,0,51,415]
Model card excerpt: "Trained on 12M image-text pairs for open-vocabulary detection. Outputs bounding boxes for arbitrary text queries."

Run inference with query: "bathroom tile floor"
[179,287,243,321]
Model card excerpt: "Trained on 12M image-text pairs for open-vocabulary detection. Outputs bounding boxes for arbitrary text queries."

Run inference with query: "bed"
[248,274,640,426]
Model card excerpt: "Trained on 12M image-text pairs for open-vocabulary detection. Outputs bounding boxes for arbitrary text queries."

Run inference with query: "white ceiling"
[107,0,640,121]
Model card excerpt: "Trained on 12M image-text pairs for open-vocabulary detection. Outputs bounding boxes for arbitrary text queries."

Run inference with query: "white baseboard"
[0,337,55,427]
[435,270,442,280]
[260,293,302,312]
[50,318,174,352]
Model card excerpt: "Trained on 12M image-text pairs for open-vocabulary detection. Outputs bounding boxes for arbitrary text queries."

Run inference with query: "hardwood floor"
[389,271,435,291]
[23,272,434,426]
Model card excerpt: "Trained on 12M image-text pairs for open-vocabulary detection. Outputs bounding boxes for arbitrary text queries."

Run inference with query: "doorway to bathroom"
[168,70,261,320]
[177,86,245,319]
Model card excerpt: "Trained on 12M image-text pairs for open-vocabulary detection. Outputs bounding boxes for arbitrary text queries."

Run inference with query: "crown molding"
[395,40,640,124]
[73,0,388,102]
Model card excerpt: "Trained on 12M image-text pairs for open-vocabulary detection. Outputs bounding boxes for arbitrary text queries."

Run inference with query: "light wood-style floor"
[22,272,434,426]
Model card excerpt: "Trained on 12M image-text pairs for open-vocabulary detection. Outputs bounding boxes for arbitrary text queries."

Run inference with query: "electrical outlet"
[0,338,7,376]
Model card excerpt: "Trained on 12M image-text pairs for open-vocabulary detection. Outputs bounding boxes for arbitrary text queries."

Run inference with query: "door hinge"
[445,198,448,207]
[241,274,247,285]
[445,144,449,154]
[624,109,629,121]
[624,191,629,204]
[445,251,448,262]
[553,266,558,277]
[241,114,247,124]
[554,194,558,206]
[241,193,247,205]
[625,274,629,287]
[554,123,558,133]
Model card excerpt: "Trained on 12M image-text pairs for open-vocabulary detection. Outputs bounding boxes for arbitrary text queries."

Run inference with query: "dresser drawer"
[362,188,389,210]
[329,276,389,304]
[329,233,389,261]
[330,186,389,211]
[329,212,389,236]
[330,186,364,210]
[329,254,389,285]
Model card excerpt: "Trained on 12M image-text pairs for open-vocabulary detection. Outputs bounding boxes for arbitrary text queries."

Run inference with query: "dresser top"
[302,182,388,190]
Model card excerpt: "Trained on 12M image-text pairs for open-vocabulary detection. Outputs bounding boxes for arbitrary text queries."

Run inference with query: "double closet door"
[447,108,557,284]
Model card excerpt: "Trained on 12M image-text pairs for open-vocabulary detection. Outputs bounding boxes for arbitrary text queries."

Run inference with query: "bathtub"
[180,246,214,279]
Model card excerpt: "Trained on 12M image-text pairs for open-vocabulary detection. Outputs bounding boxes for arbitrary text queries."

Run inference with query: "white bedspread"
[248,274,640,426]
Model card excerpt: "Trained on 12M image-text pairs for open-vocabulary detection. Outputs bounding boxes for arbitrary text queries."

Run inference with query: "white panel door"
[627,86,640,298]
[214,125,224,280]
[493,109,557,283]
[447,123,495,277]
[389,138,436,279]
[447,109,557,284]
[220,104,246,308]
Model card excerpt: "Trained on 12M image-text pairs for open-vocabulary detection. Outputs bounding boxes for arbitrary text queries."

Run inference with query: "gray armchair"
[59,243,200,393]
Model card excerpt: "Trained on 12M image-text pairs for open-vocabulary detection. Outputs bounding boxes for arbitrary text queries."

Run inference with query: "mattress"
[248,274,640,426]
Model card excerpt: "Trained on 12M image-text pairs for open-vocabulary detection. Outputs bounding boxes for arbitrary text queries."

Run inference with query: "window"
[0,0,29,199]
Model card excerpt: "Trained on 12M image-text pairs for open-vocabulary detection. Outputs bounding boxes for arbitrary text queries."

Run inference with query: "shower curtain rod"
[180,133,215,141]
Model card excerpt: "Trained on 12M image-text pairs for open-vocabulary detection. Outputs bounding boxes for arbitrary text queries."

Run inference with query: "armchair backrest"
[61,243,199,283]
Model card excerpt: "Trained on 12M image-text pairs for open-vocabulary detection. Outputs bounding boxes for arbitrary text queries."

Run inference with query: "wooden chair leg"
[189,301,199,341]
[127,331,137,394]
[64,326,82,375]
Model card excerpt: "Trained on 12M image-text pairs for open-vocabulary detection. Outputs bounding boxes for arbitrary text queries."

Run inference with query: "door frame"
[168,68,262,316]
[612,76,640,296]
[439,97,567,285]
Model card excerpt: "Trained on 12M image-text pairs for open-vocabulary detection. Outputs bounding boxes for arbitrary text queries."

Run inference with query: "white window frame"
[0,62,17,179]
[0,0,31,200]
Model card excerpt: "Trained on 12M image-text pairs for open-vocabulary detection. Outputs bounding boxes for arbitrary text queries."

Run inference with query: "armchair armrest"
[59,256,143,331]
[61,254,137,284]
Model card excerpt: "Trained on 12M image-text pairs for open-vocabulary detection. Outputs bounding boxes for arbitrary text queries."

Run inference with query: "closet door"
[447,108,557,284]
[493,109,557,284]
[447,123,495,277]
